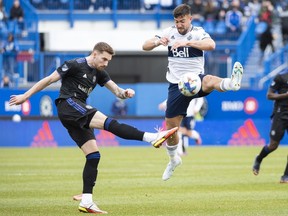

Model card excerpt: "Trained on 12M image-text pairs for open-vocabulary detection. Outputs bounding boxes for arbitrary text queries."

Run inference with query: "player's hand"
[158,37,169,46]
[171,41,187,50]
[9,94,27,106]
[124,88,135,98]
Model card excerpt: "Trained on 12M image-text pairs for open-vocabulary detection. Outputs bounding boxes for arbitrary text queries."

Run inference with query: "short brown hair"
[173,4,191,18]
[93,42,115,55]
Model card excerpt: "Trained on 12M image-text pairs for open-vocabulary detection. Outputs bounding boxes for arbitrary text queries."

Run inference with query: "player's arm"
[171,38,216,51]
[267,87,288,100]
[104,80,135,99]
[142,36,169,51]
[9,70,61,106]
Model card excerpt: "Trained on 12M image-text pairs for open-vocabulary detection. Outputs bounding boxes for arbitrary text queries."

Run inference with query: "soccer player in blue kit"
[142,4,244,181]
[9,42,178,214]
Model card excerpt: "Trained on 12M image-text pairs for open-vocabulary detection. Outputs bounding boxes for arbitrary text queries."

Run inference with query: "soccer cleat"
[151,127,178,148]
[78,202,107,214]
[230,61,243,91]
[162,155,182,181]
[195,136,202,145]
[280,175,288,183]
[73,194,82,201]
[252,156,261,175]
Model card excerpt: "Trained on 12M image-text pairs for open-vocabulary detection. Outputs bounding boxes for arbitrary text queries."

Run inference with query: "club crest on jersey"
[61,64,68,71]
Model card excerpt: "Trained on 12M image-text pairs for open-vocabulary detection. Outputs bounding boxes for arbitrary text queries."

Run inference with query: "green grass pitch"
[0,146,287,216]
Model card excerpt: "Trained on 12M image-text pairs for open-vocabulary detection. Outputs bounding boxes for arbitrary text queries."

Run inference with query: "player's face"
[174,15,192,35]
[92,51,112,71]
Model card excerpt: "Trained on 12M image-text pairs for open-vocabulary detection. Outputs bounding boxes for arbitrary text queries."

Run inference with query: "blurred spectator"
[1,33,19,82]
[259,23,275,64]
[9,0,24,30]
[0,0,7,31]
[0,0,7,21]
[281,13,288,45]
[258,0,275,25]
[225,0,243,33]
[247,0,262,17]
[0,75,12,88]
[183,0,205,23]
[204,0,219,21]
[111,97,128,116]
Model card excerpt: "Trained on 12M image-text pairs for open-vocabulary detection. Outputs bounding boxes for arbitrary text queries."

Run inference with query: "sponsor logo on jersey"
[78,84,93,96]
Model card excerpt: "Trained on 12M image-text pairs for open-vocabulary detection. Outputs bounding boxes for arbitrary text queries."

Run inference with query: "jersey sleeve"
[56,60,73,78]
[270,75,281,92]
[197,27,211,40]
[97,70,111,87]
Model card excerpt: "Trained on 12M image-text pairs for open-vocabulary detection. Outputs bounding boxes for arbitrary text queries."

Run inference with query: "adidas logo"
[83,74,87,78]
[30,121,58,147]
[228,119,265,146]
[95,130,119,146]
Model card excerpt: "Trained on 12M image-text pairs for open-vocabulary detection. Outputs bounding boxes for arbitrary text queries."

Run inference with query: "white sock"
[142,132,156,143]
[191,130,200,140]
[81,193,93,205]
[220,78,231,91]
[166,144,179,161]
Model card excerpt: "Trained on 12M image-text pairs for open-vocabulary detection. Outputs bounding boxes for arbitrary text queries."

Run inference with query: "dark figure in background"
[111,97,128,116]
[259,23,274,64]
[9,0,24,30]
[252,68,288,183]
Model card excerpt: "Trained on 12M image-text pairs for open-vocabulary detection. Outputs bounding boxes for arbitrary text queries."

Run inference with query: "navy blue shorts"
[56,97,98,147]
[165,74,210,118]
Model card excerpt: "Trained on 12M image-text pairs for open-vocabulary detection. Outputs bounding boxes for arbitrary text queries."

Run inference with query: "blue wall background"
[1,83,284,147]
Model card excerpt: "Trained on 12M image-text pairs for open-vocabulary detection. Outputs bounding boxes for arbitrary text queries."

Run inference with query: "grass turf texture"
[0,146,287,216]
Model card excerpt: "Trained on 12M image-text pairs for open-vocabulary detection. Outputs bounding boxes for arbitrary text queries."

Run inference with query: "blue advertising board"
[0,117,286,147]
[0,86,274,120]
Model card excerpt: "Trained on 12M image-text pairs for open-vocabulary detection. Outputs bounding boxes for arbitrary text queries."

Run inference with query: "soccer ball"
[178,73,201,97]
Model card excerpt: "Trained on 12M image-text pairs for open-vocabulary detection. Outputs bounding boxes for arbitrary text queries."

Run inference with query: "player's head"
[91,42,115,71]
[173,4,192,35]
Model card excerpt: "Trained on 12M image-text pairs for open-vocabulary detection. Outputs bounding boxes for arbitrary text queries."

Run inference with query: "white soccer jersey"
[156,25,211,84]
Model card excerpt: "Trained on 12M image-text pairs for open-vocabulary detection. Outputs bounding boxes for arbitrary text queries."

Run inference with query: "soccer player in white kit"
[142,4,244,181]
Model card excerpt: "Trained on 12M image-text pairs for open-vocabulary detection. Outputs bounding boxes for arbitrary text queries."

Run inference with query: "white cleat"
[162,156,182,181]
[78,202,108,214]
[230,61,243,91]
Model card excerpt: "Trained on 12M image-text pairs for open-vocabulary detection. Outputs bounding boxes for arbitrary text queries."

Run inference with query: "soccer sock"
[82,151,100,205]
[81,193,93,205]
[220,78,231,91]
[104,118,144,140]
[284,156,288,176]
[166,144,178,161]
[257,146,272,162]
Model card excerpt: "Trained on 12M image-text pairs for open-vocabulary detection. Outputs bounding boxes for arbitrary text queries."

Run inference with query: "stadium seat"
[215,20,227,34]
[203,20,215,34]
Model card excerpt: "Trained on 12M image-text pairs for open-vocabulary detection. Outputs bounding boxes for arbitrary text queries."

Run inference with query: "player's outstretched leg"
[151,127,178,148]
[162,153,182,181]
[230,61,243,91]
[78,202,107,214]
[252,155,261,175]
